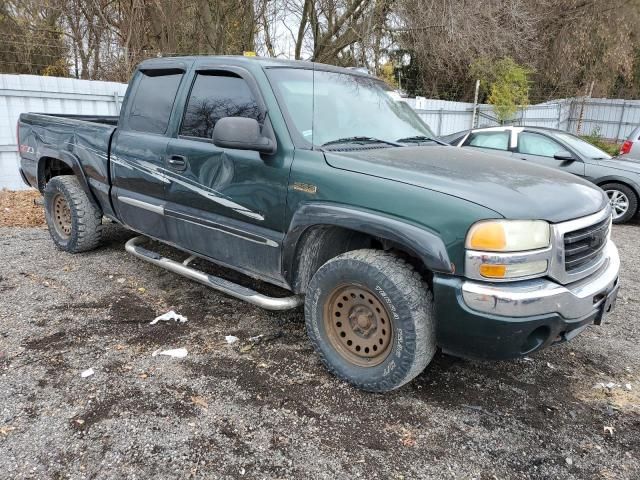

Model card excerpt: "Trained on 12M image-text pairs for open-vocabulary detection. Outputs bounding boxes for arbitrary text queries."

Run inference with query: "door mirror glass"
[553,150,575,161]
[213,117,276,154]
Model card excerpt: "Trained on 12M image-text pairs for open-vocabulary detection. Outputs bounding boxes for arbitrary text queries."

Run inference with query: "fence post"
[113,91,120,113]
[557,104,562,129]
[616,102,626,141]
[470,79,480,129]
[438,108,444,136]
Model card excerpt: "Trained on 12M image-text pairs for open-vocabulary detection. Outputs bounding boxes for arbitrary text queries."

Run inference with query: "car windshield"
[266,68,435,148]
[552,132,612,160]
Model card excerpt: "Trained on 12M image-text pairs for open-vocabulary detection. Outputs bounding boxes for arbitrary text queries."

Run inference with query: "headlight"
[466,220,550,252]
[465,220,551,280]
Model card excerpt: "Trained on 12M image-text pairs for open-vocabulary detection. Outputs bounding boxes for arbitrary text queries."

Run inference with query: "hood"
[325,146,608,223]
[597,156,640,173]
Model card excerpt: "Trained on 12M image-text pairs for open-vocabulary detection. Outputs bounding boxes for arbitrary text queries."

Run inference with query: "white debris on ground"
[150,310,188,325]
[80,368,95,378]
[152,348,188,358]
[225,335,239,344]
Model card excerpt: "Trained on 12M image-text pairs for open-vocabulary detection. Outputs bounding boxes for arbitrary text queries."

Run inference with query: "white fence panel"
[0,74,126,190]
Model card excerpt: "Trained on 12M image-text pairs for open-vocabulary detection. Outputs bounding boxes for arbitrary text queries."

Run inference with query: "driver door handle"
[167,154,187,171]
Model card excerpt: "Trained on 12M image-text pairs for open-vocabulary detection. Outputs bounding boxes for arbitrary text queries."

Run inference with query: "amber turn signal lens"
[479,264,507,278]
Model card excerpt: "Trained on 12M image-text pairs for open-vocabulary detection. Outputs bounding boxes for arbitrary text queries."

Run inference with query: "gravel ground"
[0,222,639,479]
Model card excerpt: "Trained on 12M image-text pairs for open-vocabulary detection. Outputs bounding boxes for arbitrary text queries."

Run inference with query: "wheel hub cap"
[606,189,629,219]
[323,285,393,367]
[53,193,72,238]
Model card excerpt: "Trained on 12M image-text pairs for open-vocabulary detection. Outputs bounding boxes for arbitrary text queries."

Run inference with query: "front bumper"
[433,241,620,360]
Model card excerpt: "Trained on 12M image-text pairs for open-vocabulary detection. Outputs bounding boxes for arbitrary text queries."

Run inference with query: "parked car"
[442,126,640,223]
[620,125,640,161]
[17,56,619,392]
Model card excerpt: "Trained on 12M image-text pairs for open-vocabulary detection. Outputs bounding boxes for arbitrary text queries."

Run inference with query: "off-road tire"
[601,183,638,224]
[44,175,103,253]
[305,249,436,392]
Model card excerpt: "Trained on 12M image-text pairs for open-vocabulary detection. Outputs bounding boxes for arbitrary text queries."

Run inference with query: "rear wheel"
[44,175,103,253]
[602,183,637,224]
[305,249,436,392]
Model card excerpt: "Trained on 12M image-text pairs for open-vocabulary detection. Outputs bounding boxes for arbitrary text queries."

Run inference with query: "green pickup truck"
[17,56,620,392]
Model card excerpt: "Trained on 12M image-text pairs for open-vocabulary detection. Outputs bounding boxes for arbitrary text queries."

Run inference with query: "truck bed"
[18,112,118,217]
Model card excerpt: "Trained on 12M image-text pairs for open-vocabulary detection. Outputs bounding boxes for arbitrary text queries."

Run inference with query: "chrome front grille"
[549,207,612,285]
[563,217,610,272]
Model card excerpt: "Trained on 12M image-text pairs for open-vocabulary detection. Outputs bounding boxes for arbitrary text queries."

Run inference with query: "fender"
[282,202,454,284]
[37,149,100,208]
[592,175,640,197]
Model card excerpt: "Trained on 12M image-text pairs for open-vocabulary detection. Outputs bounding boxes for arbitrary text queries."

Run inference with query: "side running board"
[125,236,303,311]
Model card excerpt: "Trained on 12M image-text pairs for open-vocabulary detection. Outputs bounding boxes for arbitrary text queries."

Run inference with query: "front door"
[515,131,586,176]
[163,70,291,282]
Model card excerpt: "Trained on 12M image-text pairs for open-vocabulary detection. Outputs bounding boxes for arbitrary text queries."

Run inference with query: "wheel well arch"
[37,156,74,192]
[595,178,640,200]
[283,204,453,294]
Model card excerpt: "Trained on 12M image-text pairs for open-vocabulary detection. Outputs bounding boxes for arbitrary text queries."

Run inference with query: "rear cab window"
[127,70,184,134]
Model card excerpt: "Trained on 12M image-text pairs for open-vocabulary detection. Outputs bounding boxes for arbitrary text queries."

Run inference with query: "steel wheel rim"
[323,284,393,367]
[52,193,72,239]
[606,189,629,219]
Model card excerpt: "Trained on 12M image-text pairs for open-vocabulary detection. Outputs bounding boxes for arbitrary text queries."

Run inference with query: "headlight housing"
[466,220,550,252]
[465,220,551,280]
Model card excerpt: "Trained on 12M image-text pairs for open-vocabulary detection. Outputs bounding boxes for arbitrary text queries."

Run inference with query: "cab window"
[180,73,263,139]
[465,131,510,150]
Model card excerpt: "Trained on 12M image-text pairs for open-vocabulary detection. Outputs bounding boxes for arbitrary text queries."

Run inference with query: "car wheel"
[601,183,638,224]
[44,175,103,252]
[305,249,436,392]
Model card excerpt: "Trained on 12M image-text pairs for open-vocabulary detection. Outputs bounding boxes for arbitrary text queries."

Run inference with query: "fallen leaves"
[191,395,208,410]
[0,425,16,436]
[0,190,44,227]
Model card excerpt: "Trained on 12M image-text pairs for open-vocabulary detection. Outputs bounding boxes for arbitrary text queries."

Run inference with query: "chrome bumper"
[461,241,620,319]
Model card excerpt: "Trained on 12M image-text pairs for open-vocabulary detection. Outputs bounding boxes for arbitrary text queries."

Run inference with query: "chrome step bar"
[125,236,303,311]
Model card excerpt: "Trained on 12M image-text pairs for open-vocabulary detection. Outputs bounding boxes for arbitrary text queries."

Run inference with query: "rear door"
[111,64,186,239]
[163,67,291,282]
[515,130,585,176]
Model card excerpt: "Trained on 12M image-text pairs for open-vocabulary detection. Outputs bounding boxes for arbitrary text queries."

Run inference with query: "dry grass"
[0,189,45,227]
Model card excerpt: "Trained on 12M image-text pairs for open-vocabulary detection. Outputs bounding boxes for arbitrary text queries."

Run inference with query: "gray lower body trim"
[118,195,165,215]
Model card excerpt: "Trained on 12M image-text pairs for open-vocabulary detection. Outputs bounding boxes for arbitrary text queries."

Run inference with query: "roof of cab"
[137,55,373,77]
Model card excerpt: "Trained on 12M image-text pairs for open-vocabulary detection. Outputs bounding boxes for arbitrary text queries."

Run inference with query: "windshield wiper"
[396,135,449,146]
[321,136,402,147]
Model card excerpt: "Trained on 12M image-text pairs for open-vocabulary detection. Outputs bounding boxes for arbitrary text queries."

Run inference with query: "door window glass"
[518,132,563,157]
[466,131,510,150]
[128,71,183,134]
[180,73,263,139]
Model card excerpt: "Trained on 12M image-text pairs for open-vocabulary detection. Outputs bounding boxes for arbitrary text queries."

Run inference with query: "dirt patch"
[0,189,45,227]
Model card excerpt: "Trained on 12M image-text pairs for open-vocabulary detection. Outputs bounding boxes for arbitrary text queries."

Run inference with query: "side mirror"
[213,117,276,155]
[554,150,575,161]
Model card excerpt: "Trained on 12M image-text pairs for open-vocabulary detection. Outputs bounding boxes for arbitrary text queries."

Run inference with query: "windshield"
[266,68,435,147]
[553,132,612,160]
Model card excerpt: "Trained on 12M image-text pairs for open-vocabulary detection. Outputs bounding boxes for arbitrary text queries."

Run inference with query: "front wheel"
[602,183,638,224]
[305,249,436,392]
